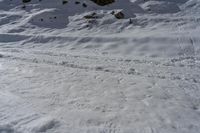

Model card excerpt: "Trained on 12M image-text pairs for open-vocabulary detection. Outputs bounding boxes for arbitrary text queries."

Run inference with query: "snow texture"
[0,0,200,133]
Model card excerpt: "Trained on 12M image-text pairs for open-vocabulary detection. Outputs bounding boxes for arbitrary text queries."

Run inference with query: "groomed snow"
[0,0,200,133]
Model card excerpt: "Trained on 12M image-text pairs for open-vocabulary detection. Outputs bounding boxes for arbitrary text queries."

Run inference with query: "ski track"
[0,47,200,133]
[1,0,200,132]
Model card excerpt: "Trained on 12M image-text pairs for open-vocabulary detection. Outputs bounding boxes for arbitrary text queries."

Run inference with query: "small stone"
[114,11,125,19]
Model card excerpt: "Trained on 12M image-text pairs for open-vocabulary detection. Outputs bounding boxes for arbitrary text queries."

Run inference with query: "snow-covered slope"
[1,0,200,133]
[0,0,200,57]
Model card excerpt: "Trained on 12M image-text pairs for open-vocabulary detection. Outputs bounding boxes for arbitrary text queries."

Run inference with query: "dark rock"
[90,0,115,6]
[22,0,31,3]
[114,11,125,19]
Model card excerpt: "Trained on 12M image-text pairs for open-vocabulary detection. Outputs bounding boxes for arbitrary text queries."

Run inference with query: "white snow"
[0,0,200,133]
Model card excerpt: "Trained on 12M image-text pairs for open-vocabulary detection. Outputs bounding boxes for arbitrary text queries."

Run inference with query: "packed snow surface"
[0,0,200,133]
